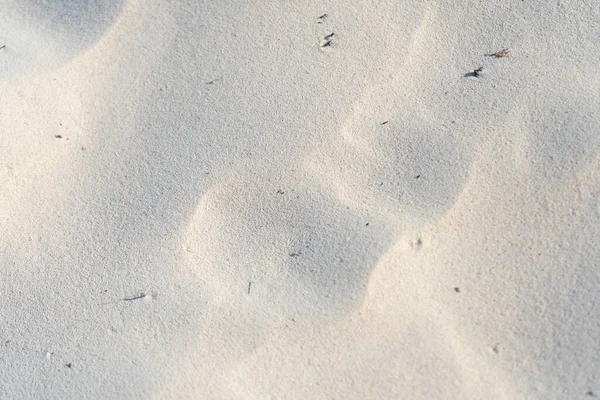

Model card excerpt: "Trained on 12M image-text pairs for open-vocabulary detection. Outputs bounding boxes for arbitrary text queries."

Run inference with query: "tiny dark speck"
[55,135,62,139]
[454,287,461,293]
[365,222,370,226]
[415,174,421,179]
[66,363,73,368]
[381,121,388,125]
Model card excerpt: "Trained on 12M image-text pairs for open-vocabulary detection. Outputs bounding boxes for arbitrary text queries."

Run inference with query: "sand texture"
[1,1,599,398]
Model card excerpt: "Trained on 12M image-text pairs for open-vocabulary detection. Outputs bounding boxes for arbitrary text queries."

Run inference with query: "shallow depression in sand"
[0,0,124,79]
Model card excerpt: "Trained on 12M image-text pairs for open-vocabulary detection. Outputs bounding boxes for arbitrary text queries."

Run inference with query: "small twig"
[248,282,252,294]
[320,33,335,48]
[0,45,5,51]
[123,292,148,302]
[489,48,509,58]
[317,14,328,23]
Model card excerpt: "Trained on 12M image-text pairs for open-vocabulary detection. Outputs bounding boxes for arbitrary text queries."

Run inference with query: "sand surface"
[1,1,599,398]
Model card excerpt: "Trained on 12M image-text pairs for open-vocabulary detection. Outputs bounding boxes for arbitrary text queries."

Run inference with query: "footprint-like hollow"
[307,121,469,230]
[0,0,124,79]
[183,172,394,325]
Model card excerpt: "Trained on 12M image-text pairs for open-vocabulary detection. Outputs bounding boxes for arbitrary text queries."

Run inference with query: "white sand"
[1,1,599,398]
